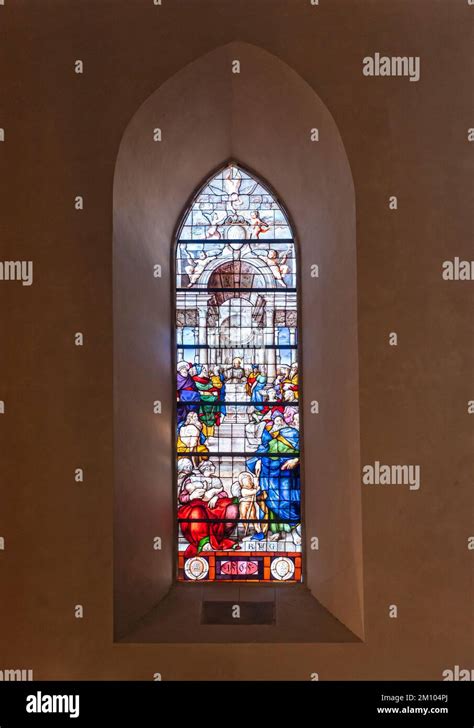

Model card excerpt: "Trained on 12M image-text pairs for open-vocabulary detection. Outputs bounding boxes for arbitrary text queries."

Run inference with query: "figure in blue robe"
[251,372,267,412]
[219,370,227,417]
[176,362,200,425]
[247,417,300,534]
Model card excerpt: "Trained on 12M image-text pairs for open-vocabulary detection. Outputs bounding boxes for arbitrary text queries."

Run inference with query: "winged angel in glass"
[176,164,302,583]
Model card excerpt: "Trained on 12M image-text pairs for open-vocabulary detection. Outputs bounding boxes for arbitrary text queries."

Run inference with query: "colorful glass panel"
[176,164,302,583]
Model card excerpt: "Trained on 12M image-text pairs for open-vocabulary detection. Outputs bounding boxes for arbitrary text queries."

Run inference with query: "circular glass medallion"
[184,556,209,580]
[270,556,295,581]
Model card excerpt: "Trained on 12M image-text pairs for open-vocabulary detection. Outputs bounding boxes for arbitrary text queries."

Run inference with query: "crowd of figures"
[176,358,301,557]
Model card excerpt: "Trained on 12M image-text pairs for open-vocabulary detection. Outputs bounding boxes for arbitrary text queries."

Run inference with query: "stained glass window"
[176,164,302,583]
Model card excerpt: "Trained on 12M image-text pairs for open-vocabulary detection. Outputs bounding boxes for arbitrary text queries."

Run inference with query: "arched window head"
[176,163,302,584]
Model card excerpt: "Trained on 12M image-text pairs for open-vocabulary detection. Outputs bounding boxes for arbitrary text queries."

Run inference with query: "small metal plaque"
[201,601,275,625]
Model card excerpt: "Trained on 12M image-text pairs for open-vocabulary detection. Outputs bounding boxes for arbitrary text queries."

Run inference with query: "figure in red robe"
[178,461,239,557]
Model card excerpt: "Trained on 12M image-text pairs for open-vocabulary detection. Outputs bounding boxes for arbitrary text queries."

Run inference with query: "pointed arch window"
[176,164,302,583]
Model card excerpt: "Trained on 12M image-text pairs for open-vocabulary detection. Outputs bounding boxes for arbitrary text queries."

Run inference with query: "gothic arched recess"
[113,42,363,643]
